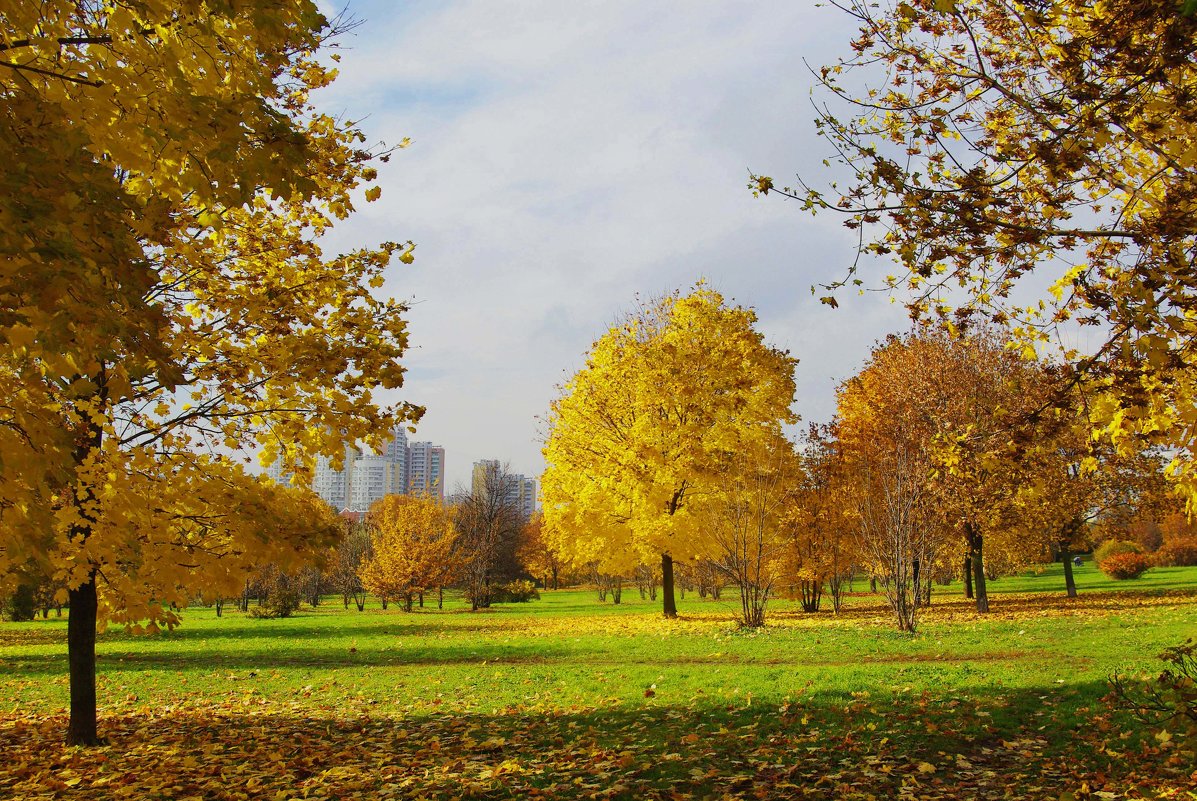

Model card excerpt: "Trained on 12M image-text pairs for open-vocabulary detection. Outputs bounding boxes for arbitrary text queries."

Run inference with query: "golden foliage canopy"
[542,286,798,573]
[0,1,421,624]
[360,495,457,603]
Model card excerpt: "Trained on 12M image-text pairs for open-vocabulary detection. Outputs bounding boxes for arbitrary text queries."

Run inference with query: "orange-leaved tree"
[0,2,420,744]
[518,512,565,590]
[360,495,458,612]
[837,324,1046,626]
[542,285,798,618]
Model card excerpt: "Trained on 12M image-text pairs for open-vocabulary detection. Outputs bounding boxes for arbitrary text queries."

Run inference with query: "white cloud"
[309,0,906,489]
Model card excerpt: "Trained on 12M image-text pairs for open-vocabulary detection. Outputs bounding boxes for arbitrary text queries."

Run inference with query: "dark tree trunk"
[963,556,973,599]
[67,575,101,746]
[418,592,423,608]
[965,524,989,613]
[438,586,444,609]
[1060,541,1077,598]
[612,578,622,605]
[661,553,677,618]
[404,594,414,613]
[381,596,388,610]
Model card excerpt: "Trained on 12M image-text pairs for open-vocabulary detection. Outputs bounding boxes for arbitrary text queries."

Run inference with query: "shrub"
[491,580,540,603]
[248,589,301,618]
[1094,539,1144,565]
[1156,537,1197,567]
[1100,552,1151,580]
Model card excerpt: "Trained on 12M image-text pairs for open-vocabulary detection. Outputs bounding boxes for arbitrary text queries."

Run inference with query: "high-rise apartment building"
[265,426,442,510]
[408,441,446,502]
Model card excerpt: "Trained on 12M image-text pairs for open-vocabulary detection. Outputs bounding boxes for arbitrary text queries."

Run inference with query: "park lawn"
[1,563,1194,800]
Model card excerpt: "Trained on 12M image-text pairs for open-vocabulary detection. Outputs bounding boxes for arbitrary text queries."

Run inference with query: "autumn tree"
[517,512,565,590]
[698,435,800,628]
[756,0,1197,505]
[455,464,525,610]
[837,325,1045,626]
[329,521,372,611]
[359,495,457,612]
[542,286,798,619]
[781,424,857,614]
[0,3,420,744]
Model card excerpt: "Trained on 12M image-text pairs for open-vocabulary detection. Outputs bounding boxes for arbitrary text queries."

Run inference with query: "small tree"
[701,436,798,628]
[455,464,524,610]
[330,522,372,611]
[517,513,564,590]
[359,495,457,612]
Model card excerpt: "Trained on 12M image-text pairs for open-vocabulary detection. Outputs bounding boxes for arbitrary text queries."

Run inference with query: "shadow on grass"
[0,682,1184,800]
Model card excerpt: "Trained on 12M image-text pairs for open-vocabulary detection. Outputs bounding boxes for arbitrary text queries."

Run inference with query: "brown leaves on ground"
[1,697,1192,800]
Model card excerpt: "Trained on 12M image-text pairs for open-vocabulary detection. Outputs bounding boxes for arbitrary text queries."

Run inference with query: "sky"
[308,0,913,492]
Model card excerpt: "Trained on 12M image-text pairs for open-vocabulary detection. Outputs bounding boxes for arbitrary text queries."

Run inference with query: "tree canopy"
[755,0,1197,500]
[542,285,798,617]
[0,1,419,744]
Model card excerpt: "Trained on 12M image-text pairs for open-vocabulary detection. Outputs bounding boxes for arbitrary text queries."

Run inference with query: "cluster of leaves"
[759,0,1197,513]
[1094,541,1146,566]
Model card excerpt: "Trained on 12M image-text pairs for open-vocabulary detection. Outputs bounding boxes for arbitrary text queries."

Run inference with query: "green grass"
[1,564,1194,799]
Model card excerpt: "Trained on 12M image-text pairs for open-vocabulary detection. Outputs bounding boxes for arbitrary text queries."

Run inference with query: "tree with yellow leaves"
[542,286,797,618]
[696,433,800,628]
[360,495,458,613]
[0,3,419,744]
[757,0,1197,507]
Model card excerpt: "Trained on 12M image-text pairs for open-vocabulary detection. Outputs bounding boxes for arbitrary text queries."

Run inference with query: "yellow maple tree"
[542,285,798,618]
[360,495,458,612]
[0,2,420,744]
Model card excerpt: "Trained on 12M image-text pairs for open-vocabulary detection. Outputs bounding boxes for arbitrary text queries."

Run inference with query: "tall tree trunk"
[661,553,678,618]
[963,556,973,599]
[438,586,444,609]
[965,524,989,613]
[67,574,100,746]
[1060,540,1077,598]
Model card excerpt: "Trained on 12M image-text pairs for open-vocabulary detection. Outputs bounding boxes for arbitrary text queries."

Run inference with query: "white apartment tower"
[265,426,442,510]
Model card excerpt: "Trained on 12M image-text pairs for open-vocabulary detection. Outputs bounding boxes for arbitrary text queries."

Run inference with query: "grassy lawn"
[1,563,1194,799]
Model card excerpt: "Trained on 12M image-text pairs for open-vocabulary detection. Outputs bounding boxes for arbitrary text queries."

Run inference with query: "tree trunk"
[438,586,444,609]
[418,592,423,608]
[1060,541,1077,598]
[613,578,622,605]
[965,524,989,613]
[67,575,101,746]
[404,594,413,613]
[661,553,678,618]
[963,556,973,599]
